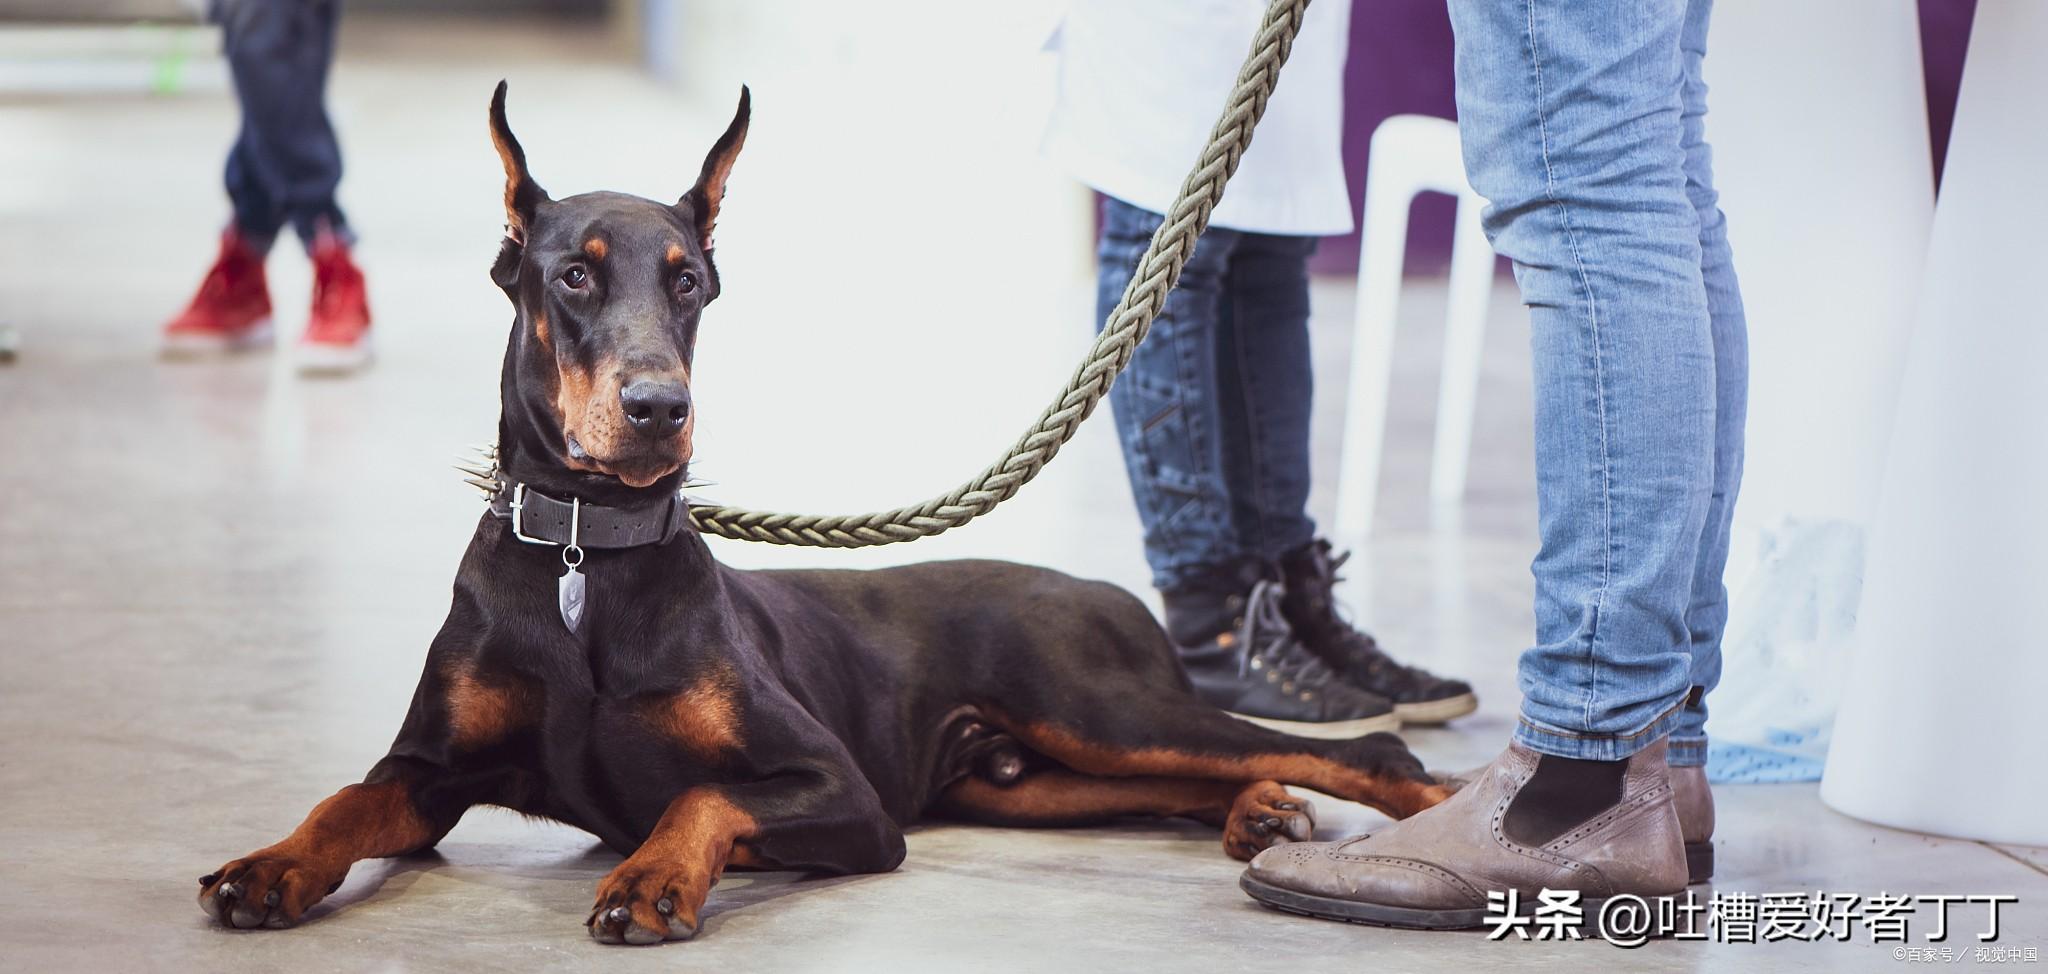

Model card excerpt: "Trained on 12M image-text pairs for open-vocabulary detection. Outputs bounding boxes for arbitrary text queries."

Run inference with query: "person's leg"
[224,133,285,250]
[1241,0,1710,925]
[1213,232,1480,719]
[1457,0,1718,761]
[1667,0,1746,772]
[1094,196,1247,592]
[1095,198,1394,734]
[162,96,281,353]
[1210,232,1319,563]
[217,0,350,247]
[217,0,372,369]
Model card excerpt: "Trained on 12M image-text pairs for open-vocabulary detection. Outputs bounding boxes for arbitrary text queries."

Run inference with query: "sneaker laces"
[1238,580,1341,690]
[1294,543,1423,682]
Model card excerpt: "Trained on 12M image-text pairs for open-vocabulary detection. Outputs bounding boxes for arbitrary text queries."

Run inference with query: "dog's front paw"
[197,851,343,930]
[587,863,711,945]
[1223,781,1316,861]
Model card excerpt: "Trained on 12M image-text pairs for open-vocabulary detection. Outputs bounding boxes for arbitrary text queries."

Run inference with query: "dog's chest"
[476,680,730,848]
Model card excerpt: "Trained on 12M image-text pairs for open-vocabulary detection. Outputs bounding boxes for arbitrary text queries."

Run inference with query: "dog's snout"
[619,377,690,438]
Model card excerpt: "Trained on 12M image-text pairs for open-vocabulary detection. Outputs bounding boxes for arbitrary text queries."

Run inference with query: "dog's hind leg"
[969,578,1448,820]
[932,770,1315,861]
[983,687,1450,821]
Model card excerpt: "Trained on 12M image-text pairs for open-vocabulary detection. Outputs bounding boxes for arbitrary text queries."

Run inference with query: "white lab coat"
[1041,0,1355,237]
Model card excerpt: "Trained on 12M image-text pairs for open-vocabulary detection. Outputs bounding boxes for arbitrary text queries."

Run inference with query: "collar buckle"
[510,483,575,548]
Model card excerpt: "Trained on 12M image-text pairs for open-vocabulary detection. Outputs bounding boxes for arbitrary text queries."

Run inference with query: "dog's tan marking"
[490,136,524,238]
[590,788,760,936]
[583,237,608,260]
[443,658,531,751]
[665,242,686,265]
[554,357,594,428]
[533,311,550,347]
[198,778,434,926]
[688,89,749,252]
[936,769,1237,825]
[935,772,1305,861]
[644,664,743,760]
[999,719,1449,820]
[557,354,682,486]
[555,348,689,487]
[488,91,539,242]
[1223,780,1310,861]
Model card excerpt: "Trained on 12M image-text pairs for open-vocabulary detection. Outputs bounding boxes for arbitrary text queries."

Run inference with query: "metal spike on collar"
[454,443,503,500]
[454,439,716,502]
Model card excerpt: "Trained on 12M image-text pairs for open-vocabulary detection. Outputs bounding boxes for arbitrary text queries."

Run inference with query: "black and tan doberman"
[194,83,1450,945]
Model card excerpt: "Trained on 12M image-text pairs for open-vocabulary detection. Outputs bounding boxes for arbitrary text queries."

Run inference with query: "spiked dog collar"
[487,482,688,550]
[483,482,686,636]
[459,443,690,550]
[460,443,691,636]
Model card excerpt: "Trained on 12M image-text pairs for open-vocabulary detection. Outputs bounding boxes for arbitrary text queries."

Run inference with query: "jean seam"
[1170,225,1236,568]
[1115,211,1187,561]
[1518,694,1684,742]
[1523,0,1614,732]
[1225,258,1274,555]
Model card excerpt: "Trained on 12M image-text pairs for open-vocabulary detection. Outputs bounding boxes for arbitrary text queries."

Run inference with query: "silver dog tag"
[559,565,586,633]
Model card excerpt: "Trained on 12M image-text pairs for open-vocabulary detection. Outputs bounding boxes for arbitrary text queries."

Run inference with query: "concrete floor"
[2,12,2044,974]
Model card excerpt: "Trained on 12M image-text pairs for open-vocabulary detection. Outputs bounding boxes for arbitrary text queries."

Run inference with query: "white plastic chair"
[1333,114,1499,540]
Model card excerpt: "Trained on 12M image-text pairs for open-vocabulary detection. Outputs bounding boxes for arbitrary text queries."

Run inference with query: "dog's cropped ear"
[489,81,550,278]
[678,86,750,257]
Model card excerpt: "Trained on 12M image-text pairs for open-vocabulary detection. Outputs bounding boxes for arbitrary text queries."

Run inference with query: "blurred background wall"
[0,0,1986,780]
[0,0,602,16]
[3,0,1975,247]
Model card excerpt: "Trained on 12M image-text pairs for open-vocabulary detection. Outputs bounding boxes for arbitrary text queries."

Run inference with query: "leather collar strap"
[488,483,686,549]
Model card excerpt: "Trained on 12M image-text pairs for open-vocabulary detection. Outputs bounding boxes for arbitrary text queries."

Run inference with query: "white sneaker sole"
[160,318,274,359]
[1227,710,1402,739]
[1391,692,1479,725]
[296,337,374,376]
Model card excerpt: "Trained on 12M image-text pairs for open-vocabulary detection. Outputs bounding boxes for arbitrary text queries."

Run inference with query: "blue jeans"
[213,0,351,251]
[1095,198,1320,592]
[1449,0,1746,766]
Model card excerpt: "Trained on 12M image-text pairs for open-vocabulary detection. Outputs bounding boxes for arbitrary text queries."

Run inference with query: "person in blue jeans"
[1048,0,1479,743]
[1093,202,1479,737]
[1242,0,1745,925]
[161,0,374,373]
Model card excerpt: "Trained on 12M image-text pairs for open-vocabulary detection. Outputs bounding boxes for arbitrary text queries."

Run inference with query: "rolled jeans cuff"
[1514,699,1688,763]
[1665,735,1708,768]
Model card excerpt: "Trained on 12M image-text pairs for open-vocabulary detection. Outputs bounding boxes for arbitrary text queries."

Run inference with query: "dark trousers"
[1094,197,1320,592]
[213,0,349,251]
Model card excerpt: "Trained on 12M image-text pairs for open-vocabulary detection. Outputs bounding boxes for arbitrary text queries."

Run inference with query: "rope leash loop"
[691,0,1313,547]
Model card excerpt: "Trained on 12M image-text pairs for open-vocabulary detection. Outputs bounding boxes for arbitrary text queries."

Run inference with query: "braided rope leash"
[709,0,1314,546]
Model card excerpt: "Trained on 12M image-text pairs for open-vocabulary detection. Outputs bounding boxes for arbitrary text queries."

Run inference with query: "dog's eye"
[559,266,589,290]
[676,272,697,295]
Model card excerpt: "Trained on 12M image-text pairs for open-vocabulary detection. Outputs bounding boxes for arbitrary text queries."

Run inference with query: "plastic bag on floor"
[1706,517,1865,784]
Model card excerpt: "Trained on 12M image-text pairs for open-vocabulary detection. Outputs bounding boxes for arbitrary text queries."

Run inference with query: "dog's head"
[487,81,748,495]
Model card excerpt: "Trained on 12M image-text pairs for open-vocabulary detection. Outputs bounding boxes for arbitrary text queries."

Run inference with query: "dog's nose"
[619,378,690,438]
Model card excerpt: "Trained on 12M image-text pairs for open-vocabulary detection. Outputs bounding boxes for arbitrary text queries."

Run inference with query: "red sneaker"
[161,227,273,358]
[299,229,373,375]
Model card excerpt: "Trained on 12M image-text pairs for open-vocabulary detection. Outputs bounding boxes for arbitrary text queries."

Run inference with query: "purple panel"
[1918,0,1975,190]
[1313,0,1977,274]
[1310,0,1459,276]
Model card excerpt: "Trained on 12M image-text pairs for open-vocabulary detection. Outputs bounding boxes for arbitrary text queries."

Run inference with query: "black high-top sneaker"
[1280,539,1478,724]
[1165,566,1399,739]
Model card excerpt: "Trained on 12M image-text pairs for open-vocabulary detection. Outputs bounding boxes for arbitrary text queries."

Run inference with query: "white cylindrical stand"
[1680,0,1935,779]
[1821,1,2048,846]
